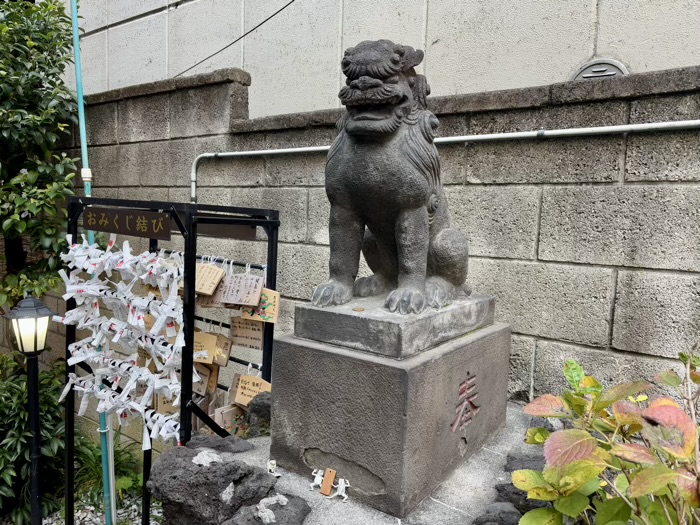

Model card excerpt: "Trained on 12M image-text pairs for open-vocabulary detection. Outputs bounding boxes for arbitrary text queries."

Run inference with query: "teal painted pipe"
[70,0,88,169]
[69,2,113,524]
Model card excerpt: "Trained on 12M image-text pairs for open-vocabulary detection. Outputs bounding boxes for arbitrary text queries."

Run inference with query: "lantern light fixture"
[4,294,55,355]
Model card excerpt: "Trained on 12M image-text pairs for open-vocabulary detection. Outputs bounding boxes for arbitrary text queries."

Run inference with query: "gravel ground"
[0,494,163,525]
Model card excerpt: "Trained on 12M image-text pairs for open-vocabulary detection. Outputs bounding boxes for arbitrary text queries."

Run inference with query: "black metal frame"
[63,197,279,525]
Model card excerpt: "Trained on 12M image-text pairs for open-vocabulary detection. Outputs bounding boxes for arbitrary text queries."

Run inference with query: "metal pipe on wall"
[189,118,700,204]
[69,0,115,522]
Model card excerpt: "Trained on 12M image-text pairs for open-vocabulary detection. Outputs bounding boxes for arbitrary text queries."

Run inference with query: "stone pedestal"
[270,296,511,517]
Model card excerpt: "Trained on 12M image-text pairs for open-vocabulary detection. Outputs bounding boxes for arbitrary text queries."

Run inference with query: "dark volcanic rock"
[224,494,311,525]
[504,451,544,473]
[246,391,272,437]
[495,482,549,515]
[473,501,521,525]
[147,446,276,525]
[186,433,254,454]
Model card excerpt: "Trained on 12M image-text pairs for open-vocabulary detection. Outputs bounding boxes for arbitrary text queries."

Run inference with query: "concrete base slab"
[294,293,495,358]
[270,323,511,517]
[236,403,531,525]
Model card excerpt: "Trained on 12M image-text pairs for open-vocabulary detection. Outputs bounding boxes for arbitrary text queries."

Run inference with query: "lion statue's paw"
[311,280,353,307]
[353,274,390,298]
[385,287,427,315]
[425,277,458,308]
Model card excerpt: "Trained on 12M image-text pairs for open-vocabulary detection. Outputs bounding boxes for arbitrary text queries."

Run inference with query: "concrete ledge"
[219,65,700,134]
[84,68,251,105]
[80,64,700,137]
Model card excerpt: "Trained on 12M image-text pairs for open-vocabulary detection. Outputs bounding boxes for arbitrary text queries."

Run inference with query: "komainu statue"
[311,39,469,315]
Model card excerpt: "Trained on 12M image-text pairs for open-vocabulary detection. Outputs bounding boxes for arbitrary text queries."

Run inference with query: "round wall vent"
[573,58,629,81]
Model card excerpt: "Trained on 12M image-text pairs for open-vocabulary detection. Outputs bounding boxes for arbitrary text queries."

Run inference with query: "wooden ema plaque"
[320,469,337,496]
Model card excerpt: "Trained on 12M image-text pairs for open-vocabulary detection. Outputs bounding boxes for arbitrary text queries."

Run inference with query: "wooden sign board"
[320,469,337,496]
[155,394,178,415]
[193,331,218,364]
[231,317,263,351]
[214,405,247,435]
[230,373,241,404]
[214,334,232,367]
[205,363,219,394]
[241,288,280,324]
[84,206,171,240]
[222,274,264,306]
[234,375,271,407]
[194,264,226,296]
[193,363,211,396]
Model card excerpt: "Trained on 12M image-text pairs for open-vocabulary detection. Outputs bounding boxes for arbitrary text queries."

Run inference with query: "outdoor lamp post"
[4,295,56,525]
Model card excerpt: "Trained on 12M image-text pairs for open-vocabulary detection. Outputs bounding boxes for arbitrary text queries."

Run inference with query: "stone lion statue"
[311,39,469,315]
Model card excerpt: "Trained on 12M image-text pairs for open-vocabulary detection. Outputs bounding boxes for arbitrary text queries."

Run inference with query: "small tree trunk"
[4,234,26,274]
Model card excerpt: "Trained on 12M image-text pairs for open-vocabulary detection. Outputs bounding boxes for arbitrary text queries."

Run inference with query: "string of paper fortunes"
[54,234,277,450]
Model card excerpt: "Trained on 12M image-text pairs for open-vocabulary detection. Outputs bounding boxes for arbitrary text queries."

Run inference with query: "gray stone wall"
[61,65,700,402]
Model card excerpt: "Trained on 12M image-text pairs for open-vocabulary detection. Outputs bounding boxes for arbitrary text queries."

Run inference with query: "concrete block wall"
[59,65,700,404]
[65,0,700,119]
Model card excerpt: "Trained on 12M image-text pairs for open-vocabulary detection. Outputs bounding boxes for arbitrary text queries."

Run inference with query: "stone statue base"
[295,293,495,358]
[270,297,510,517]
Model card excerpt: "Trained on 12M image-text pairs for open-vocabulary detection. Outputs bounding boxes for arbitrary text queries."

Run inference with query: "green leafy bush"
[74,428,141,506]
[514,357,700,525]
[0,0,77,308]
[0,353,66,525]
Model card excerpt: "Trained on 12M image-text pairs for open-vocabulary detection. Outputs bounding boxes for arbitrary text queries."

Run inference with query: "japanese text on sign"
[234,375,271,406]
[222,274,264,306]
[231,317,263,350]
[193,264,226,296]
[451,372,480,432]
[84,207,171,240]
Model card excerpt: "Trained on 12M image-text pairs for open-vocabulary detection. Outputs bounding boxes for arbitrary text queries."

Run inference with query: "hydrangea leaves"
[516,359,700,525]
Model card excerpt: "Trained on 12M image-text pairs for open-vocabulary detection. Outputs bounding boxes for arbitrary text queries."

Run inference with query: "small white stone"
[220,482,235,504]
[192,450,222,466]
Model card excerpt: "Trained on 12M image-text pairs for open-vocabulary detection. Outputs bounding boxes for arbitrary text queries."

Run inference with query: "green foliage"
[74,429,141,506]
[0,0,77,308]
[0,353,66,524]
[0,271,64,312]
[515,356,700,525]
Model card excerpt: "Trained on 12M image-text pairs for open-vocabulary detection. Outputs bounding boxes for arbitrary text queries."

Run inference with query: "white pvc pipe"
[190,118,700,203]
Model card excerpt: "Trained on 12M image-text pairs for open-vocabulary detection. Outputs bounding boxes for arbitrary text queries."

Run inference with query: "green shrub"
[0,352,66,524]
[74,428,141,506]
[0,0,78,308]
[515,356,700,525]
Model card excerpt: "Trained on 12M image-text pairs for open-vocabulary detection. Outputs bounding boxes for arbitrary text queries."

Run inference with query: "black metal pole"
[65,202,79,525]
[262,220,279,383]
[26,353,42,525]
[142,243,156,523]
[141,448,151,525]
[180,209,197,444]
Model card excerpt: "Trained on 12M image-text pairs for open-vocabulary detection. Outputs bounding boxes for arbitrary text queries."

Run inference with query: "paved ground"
[236,402,530,525]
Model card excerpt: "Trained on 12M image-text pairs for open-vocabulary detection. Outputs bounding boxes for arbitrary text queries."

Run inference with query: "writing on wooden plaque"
[214,334,232,367]
[234,375,271,406]
[84,207,171,240]
[193,331,218,364]
[241,288,280,324]
[222,274,264,306]
[155,393,178,415]
[193,363,211,396]
[194,264,226,296]
[231,317,263,351]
